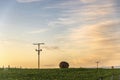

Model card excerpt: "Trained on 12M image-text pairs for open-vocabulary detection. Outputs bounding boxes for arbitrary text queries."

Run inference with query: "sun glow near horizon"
[0,0,120,68]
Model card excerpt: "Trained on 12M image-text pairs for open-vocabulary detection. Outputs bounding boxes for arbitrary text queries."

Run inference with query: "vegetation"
[0,68,120,80]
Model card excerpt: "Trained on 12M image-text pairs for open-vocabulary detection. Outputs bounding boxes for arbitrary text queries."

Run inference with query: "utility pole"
[96,61,99,72]
[33,43,44,69]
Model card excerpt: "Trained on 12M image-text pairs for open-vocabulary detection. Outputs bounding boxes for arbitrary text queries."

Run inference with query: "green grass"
[0,68,120,80]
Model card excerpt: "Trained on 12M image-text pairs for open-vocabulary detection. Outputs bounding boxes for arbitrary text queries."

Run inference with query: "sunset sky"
[0,0,120,68]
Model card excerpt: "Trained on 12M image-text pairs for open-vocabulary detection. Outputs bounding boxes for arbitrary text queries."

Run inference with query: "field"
[0,68,120,80]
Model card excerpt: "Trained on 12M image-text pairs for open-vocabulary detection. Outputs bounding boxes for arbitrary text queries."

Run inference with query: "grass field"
[0,68,120,80]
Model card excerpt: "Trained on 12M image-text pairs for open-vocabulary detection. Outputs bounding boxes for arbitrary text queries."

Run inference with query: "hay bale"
[59,61,69,68]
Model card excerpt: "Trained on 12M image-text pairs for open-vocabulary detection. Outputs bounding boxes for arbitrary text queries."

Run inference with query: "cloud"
[80,0,96,3]
[46,0,120,67]
[43,46,60,50]
[81,4,114,21]
[16,0,41,3]
[48,0,115,28]
[27,28,48,34]
[54,18,120,67]
[48,18,77,27]
[66,20,120,67]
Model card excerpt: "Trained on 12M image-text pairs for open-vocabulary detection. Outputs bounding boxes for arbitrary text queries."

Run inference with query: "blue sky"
[0,0,120,68]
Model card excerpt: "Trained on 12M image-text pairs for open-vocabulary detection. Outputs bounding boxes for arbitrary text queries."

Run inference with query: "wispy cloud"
[66,20,120,67]
[16,0,120,67]
[27,28,48,34]
[43,46,60,50]
[1,0,119,68]
[49,0,120,67]
[80,0,96,3]
[16,0,41,3]
[48,0,115,28]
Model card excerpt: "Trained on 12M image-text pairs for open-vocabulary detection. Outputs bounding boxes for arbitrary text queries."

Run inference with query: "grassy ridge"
[0,68,120,80]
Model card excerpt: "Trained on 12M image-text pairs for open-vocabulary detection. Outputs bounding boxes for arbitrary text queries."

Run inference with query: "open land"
[0,68,120,80]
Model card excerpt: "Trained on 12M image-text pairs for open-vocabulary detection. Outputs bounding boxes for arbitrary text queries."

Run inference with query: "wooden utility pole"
[33,43,44,69]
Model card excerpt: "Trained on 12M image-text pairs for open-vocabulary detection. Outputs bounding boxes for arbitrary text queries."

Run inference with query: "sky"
[0,0,120,68]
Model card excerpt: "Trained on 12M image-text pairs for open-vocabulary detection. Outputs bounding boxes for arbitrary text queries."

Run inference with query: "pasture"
[0,68,120,80]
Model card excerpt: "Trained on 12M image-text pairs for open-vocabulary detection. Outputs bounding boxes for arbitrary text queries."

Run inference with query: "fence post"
[111,75,114,80]
[119,75,120,80]
[99,77,103,80]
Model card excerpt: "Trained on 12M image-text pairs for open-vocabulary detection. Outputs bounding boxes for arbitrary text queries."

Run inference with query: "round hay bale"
[59,61,69,68]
